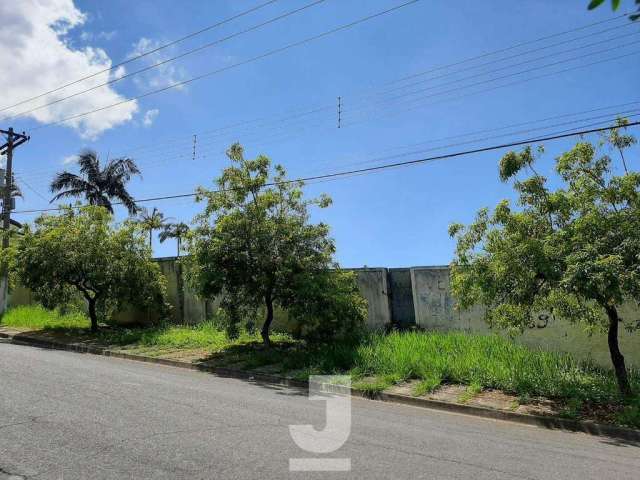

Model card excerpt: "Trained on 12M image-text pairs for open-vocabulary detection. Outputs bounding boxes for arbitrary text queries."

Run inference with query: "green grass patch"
[1,305,89,330]
[413,373,442,396]
[458,382,483,404]
[351,331,639,405]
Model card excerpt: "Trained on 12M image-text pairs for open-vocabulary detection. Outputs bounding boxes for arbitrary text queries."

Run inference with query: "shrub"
[287,270,368,343]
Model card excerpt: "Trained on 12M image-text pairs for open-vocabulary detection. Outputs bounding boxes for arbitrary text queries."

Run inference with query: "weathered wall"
[9,258,640,368]
[387,268,415,328]
[410,266,640,369]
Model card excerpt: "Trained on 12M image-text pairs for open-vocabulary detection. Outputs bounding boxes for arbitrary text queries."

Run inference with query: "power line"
[12,120,639,215]
[77,13,636,161]
[375,101,640,153]
[309,112,640,174]
[72,21,640,159]
[343,39,640,118]
[0,0,282,114]
[362,28,640,101]
[15,9,631,162]
[1,0,328,122]
[385,12,631,86]
[342,50,640,127]
[25,0,420,132]
[14,175,49,203]
[14,100,640,185]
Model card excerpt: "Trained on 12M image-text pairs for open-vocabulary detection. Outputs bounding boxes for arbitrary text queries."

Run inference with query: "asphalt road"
[1,342,639,479]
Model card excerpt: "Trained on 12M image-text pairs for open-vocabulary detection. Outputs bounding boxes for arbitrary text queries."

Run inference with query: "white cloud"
[128,37,188,91]
[0,0,138,139]
[61,154,78,165]
[142,109,159,127]
[80,30,117,42]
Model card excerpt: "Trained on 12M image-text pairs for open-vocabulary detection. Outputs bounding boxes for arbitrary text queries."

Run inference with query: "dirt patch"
[427,384,468,403]
[386,380,421,396]
[467,389,519,411]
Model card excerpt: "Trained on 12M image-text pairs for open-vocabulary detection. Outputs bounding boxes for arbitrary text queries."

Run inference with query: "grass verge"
[1,305,89,330]
[2,305,639,428]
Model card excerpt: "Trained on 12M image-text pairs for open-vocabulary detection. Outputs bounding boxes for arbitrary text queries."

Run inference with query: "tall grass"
[4,305,637,409]
[1,305,89,330]
[352,331,635,402]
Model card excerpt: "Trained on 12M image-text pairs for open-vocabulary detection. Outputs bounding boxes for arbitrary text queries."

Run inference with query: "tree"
[587,0,640,20]
[137,207,170,248]
[159,222,190,257]
[15,206,169,332]
[288,269,368,343]
[449,125,639,397]
[185,143,338,346]
[50,150,141,215]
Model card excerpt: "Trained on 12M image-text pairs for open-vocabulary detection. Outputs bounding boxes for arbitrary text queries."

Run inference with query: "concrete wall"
[8,258,640,368]
[351,268,391,330]
[410,266,640,369]
[387,269,415,328]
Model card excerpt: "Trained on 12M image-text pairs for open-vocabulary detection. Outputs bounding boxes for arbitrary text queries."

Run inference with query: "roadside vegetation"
[450,120,640,396]
[3,305,638,428]
[1,305,88,330]
[2,130,639,430]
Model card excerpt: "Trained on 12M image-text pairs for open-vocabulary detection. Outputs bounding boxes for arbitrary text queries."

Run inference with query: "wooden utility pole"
[0,128,29,313]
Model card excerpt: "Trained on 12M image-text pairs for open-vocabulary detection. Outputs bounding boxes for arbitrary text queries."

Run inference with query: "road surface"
[1,341,639,479]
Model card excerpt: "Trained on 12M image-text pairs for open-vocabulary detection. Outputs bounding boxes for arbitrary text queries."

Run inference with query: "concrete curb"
[2,330,639,442]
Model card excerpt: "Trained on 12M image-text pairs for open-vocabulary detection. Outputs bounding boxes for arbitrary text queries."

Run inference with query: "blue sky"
[2,0,639,266]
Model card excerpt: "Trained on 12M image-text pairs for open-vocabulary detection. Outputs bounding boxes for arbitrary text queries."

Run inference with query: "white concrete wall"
[352,268,391,330]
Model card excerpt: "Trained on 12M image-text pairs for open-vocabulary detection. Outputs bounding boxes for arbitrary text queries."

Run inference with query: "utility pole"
[0,128,30,314]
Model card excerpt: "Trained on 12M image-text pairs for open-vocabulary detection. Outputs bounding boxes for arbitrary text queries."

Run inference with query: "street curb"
[2,330,639,442]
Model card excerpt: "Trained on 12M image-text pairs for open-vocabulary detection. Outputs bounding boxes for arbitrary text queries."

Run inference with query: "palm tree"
[159,222,189,257]
[50,150,141,215]
[137,207,169,248]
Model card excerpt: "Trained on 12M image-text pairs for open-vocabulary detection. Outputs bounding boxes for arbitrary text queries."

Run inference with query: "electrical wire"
[12,120,639,215]
[0,0,328,122]
[0,0,282,114]
[24,0,420,131]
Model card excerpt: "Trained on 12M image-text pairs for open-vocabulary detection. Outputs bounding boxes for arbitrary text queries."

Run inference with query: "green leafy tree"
[587,0,640,20]
[159,222,190,257]
[449,125,640,397]
[185,143,350,346]
[50,150,141,215]
[137,207,170,248]
[15,206,169,332]
[288,269,368,343]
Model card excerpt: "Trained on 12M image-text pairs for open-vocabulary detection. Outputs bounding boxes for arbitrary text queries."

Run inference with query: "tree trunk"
[88,298,98,333]
[177,237,181,257]
[149,230,153,248]
[261,293,274,347]
[604,304,632,397]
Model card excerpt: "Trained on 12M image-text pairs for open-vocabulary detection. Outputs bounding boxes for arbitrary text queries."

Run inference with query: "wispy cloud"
[142,109,159,127]
[80,30,117,42]
[128,37,189,91]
